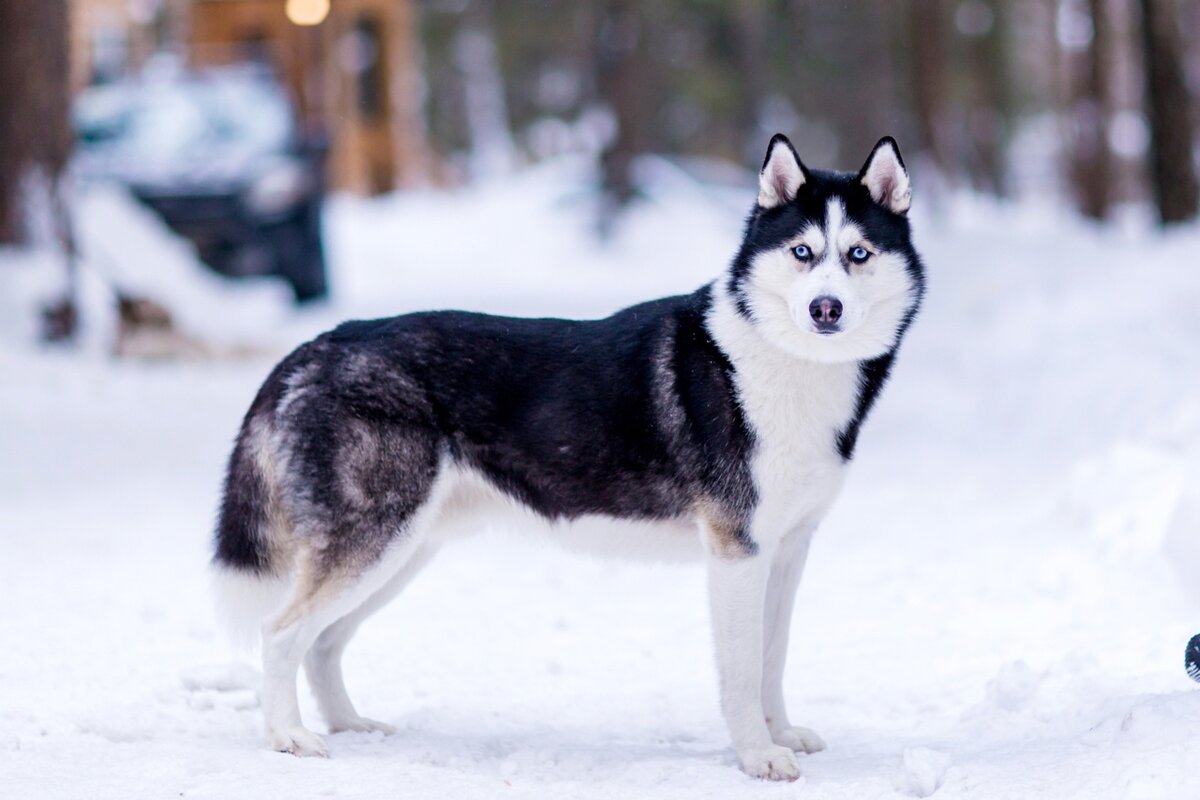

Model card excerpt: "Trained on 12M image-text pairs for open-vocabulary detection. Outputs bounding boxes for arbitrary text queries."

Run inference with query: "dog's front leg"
[707,550,801,781]
[762,529,825,754]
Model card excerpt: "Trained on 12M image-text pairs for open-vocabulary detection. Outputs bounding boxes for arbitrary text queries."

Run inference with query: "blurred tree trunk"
[455,0,516,179]
[955,0,1012,197]
[732,0,768,161]
[1069,0,1116,220]
[0,0,73,243]
[0,0,78,340]
[596,0,651,235]
[909,0,952,177]
[972,0,1012,197]
[1139,0,1198,224]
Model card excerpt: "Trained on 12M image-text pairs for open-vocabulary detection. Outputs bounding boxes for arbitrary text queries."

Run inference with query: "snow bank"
[0,183,295,356]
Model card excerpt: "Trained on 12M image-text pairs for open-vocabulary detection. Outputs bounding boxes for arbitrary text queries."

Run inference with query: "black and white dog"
[213,134,925,780]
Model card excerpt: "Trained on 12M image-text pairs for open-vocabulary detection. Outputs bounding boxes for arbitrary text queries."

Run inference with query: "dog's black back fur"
[215,285,757,574]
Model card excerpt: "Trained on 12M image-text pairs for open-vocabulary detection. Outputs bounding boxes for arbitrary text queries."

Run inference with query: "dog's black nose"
[808,296,843,331]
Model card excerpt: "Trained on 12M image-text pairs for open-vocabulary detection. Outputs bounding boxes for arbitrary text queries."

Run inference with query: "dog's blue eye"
[792,244,812,261]
[849,246,870,263]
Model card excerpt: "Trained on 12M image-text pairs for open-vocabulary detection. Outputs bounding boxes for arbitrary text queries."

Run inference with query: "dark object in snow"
[1187,634,1200,682]
[73,61,329,303]
[40,295,78,343]
[114,292,203,360]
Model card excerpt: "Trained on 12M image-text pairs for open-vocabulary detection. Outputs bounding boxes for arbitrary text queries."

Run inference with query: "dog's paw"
[328,716,396,735]
[738,744,801,781]
[270,726,330,757]
[772,725,826,754]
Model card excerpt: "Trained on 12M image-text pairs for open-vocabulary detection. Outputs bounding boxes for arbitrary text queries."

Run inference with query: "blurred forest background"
[0,0,1198,341]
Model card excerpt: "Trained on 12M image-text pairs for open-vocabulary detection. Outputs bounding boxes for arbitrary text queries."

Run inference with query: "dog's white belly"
[541,513,704,562]
[427,466,704,562]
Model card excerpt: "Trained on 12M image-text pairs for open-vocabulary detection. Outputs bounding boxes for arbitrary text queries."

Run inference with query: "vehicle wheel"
[289,249,328,303]
[271,204,328,303]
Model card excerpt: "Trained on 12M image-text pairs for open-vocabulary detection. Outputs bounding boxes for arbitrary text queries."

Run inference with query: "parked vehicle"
[74,59,328,302]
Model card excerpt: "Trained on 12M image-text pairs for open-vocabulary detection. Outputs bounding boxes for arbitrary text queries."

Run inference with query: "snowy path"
[2,166,1199,798]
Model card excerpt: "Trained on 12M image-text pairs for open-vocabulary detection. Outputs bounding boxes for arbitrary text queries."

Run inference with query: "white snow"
[2,157,1199,798]
[897,747,951,797]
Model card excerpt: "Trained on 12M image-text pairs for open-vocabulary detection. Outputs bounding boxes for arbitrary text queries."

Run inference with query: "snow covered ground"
[2,158,1199,799]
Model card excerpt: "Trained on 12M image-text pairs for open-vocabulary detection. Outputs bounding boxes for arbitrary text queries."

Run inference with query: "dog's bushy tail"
[211,411,290,651]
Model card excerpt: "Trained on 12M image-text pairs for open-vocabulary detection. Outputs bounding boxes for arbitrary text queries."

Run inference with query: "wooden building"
[71,0,430,193]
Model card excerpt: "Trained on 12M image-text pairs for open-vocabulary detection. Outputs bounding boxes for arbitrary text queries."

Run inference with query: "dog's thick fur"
[212,134,925,780]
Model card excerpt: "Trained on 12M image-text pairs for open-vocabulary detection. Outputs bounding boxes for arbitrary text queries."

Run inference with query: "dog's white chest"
[737,356,860,535]
[707,290,862,537]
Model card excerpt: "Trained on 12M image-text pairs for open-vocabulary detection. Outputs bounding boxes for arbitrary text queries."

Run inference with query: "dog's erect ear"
[859,137,911,214]
[758,134,806,209]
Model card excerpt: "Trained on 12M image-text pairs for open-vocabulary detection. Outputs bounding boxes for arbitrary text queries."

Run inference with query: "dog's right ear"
[758,134,806,209]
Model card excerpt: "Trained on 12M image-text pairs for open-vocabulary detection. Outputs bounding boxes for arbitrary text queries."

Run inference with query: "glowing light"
[286,0,330,26]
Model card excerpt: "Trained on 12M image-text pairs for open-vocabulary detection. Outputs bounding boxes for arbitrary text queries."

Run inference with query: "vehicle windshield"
[75,60,295,185]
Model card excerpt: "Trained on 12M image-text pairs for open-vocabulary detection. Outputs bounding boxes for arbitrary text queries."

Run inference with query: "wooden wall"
[187,0,428,193]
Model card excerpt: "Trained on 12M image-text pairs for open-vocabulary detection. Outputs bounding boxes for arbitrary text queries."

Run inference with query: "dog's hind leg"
[304,543,439,734]
[261,452,448,757]
[260,546,419,757]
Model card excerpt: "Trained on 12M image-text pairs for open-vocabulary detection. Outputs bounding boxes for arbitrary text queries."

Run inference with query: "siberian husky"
[212,134,925,780]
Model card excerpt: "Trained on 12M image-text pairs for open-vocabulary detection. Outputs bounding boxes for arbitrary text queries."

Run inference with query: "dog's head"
[727,134,925,363]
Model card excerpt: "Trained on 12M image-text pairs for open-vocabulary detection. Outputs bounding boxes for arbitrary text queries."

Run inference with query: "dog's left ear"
[859,137,911,214]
